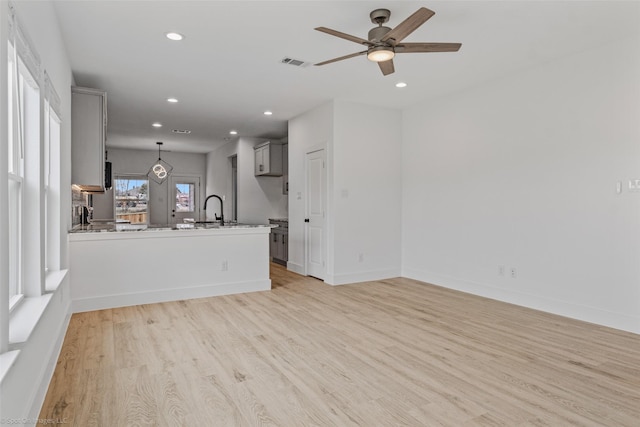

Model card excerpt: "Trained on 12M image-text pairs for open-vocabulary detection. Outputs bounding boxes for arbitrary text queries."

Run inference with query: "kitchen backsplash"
[71,187,92,226]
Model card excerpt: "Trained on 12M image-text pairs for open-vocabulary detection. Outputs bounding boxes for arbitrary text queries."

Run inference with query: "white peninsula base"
[69,226,272,312]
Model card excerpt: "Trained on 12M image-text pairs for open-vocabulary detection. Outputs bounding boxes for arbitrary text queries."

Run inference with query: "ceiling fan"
[315,7,461,76]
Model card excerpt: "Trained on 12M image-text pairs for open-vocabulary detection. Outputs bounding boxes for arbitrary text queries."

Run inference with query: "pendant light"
[147,141,173,184]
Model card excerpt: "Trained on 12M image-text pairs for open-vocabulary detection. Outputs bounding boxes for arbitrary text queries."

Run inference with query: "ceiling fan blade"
[378,59,395,76]
[315,27,373,46]
[396,42,462,53]
[382,7,435,44]
[315,50,367,66]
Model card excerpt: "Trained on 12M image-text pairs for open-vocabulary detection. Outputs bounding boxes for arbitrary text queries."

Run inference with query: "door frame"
[168,174,202,224]
[304,148,326,280]
[230,155,238,221]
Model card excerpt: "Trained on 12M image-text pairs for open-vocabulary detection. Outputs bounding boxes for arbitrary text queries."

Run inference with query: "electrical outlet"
[498,265,505,276]
[222,260,228,271]
[510,267,517,279]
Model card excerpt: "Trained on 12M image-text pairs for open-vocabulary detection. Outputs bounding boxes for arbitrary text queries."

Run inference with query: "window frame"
[43,96,61,274]
[113,175,150,225]
[7,40,27,309]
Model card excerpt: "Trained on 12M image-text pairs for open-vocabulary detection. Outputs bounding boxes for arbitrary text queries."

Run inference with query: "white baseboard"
[325,268,401,286]
[28,304,72,424]
[286,261,305,276]
[72,279,272,313]
[402,267,640,335]
[1,282,73,426]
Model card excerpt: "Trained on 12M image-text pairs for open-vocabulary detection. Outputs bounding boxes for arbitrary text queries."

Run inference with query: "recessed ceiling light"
[395,82,407,88]
[165,32,184,41]
[263,111,273,116]
[167,97,179,103]
[152,122,162,128]
[229,130,238,135]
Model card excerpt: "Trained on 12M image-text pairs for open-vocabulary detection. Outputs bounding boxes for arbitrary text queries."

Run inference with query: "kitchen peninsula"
[69,224,273,312]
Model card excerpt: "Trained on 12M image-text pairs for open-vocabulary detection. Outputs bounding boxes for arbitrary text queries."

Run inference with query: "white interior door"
[169,175,200,224]
[305,149,326,279]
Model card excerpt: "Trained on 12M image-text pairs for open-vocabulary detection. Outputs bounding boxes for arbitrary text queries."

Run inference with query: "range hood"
[72,184,104,193]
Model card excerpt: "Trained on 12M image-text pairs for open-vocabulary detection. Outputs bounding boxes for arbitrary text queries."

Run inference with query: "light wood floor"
[40,264,640,426]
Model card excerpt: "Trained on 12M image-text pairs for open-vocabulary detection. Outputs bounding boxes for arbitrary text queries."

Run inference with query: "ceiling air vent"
[281,57,308,67]
[172,129,191,134]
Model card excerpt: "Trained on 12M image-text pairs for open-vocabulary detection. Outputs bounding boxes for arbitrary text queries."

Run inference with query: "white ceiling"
[51,1,640,154]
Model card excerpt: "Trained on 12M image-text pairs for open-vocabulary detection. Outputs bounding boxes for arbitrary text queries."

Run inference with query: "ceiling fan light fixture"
[315,7,460,76]
[367,46,395,62]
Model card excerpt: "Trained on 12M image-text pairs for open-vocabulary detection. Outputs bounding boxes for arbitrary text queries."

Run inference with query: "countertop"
[70,222,275,234]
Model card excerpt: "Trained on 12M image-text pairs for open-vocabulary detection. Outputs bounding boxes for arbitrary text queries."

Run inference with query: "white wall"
[92,147,207,224]
[205,139,238,220]
[205,137,287,224]
[0,0,74,423]
[402,36,640,334]
[330,100,402,284]
[288,102,333,275]
[288,100,402,284]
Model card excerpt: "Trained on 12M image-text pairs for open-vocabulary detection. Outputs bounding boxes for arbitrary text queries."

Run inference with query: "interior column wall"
[329,100,402,284]
[288,102,333,276]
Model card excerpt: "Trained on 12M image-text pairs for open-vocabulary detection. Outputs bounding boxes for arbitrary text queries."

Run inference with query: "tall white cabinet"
[71,86,107,192]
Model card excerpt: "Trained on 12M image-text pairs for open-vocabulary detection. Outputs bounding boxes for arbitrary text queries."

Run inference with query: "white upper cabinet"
[254,141,283,177]
[71,86,107,192]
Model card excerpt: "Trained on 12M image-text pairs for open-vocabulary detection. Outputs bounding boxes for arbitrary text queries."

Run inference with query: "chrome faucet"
[203,195,224,225]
